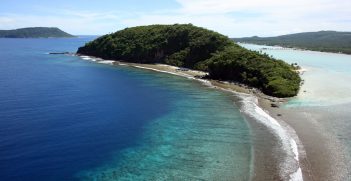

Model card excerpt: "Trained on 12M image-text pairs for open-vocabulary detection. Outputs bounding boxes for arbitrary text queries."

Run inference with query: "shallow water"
[241,43,351,179]
[77,75,253,180]
[241,43,351,106]
[0,38,253,180]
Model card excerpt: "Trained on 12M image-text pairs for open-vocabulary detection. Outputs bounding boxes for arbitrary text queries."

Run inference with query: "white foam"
[289,139,302,181]
[134,66,304,180]
[74,57,304,180]
[80,56,97,61]
[240,95,303,181]
[98,60,115,65]
[120,64,304,180]
[290,168,303,181]
[290,139,299,161]
[195,78,212,87]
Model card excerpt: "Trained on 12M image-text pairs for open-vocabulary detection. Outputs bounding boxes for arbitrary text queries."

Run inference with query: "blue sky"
[0,0,350,37]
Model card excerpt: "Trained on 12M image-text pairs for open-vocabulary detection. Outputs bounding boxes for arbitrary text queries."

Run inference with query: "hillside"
[77,24,301,97]
[0,27,75,38]
[232,31,351,54]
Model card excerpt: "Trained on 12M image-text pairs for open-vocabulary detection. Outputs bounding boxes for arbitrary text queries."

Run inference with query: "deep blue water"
[0,38,252,180]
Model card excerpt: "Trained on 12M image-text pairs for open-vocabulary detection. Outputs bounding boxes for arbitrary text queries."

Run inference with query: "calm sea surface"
[4,38,343,181]
[0,37,252,180]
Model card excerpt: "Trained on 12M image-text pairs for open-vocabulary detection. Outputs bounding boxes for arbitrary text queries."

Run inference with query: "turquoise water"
[78,71,253,180]
[241,43,351,179]
[241,43,351,107]
[0,38,252,180]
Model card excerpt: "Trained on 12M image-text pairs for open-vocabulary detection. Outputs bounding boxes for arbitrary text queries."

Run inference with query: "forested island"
[233,31,351,54]
[0,27,75,38]
[77,24,301,97]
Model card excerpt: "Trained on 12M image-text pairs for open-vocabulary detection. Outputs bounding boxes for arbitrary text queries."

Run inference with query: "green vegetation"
[208,45,301,97]
[0,27,75,38]
[78,24,232,69]
[78,24,301,97]
[233,31,351,54]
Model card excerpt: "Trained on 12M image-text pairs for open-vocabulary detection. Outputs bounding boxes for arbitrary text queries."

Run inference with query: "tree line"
[78,24,301,97]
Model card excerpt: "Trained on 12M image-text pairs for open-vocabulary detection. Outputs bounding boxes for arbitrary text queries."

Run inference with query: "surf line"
[77,55,304,181]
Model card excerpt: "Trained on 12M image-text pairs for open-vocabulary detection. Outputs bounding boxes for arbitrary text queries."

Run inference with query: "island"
[232,31,351,54]
[77,24,301,97]
[0,27,75,38]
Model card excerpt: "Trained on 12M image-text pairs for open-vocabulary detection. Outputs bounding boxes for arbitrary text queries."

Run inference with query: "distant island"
[77,24,301,97]
[0,27,75,38]
[232,31,351,54]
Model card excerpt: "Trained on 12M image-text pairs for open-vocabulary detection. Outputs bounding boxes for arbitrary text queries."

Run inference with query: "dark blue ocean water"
[0,37,252,180]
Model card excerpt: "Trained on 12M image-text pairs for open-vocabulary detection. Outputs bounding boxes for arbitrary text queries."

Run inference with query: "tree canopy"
[207,45,301,97]
[78,24,301,97]
[0,27,75,38]
[233,31,351,54]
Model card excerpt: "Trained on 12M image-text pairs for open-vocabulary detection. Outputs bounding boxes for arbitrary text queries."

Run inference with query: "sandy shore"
[261,101,351,181]
[79,56,342,181]
[106,60,308,180]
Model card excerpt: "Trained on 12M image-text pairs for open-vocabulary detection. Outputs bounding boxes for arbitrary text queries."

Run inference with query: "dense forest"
[208,45,301,97]
[233,31,351,54]
[78,24,301,97]
[0,27,75,38]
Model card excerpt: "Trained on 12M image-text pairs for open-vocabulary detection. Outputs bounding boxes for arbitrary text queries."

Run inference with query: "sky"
[0,0,350,37]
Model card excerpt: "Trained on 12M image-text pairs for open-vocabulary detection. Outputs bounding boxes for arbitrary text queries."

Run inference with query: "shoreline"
[77,55,314,180]
[262,101,351,181]
[237,42,351,56]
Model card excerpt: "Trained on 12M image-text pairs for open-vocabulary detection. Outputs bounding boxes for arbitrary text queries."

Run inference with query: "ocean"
[4,37,343,180]
[0,37,257,180]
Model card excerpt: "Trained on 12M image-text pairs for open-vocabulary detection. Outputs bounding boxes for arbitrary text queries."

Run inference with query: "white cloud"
[0,10,127,35]
[121,0,351,37]
[0,0,350,36]
[176,0,349,15]
[0,17,15,24]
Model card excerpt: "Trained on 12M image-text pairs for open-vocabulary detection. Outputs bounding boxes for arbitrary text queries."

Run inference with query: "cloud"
[0,0,350,36]
[0,17,14,24]
[175,0,350,16]
[0,10,128,35]
[121,0,351,37]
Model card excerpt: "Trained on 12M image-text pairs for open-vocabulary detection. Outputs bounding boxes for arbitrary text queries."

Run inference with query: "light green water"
[241,43,351,179]
[241,43,351,107]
